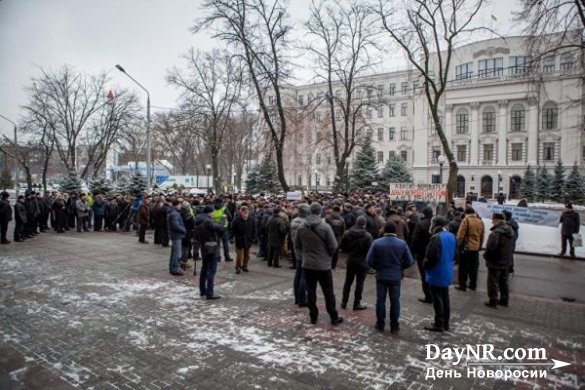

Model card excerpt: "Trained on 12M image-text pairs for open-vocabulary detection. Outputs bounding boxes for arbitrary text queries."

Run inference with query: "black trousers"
[0,220,8,242]
[303,269,339,322]
[458,250,479,289]
[94,215,103,231]
[487,267,509,304]
[267,244,281,267]
[561,235,575,256]
[341,264,367,306]
[416,253,432,301]
[430,285,450,331]
[14,221,24,241]
[138,223,147,242]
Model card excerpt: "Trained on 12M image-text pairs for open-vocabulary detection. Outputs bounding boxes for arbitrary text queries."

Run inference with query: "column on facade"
[444,104,453,148]
[497,100,508,165]
[527,97,539,165]
[470,102,480,164]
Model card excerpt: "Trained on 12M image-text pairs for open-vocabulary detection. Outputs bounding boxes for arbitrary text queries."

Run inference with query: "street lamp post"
[206,164,211,190]
[437,154,446,184]
[314,170,318,193]
[498,170,503,192]
[115,64,151,193]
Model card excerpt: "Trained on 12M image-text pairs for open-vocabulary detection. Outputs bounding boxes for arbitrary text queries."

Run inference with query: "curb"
[515,251,585,262]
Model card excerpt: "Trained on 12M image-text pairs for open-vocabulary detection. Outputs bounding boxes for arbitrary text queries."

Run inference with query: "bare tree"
[167,48,243,193]
[116,119,147,174]
[221,110,257,190]
[151,112,200,176]
[305,0,380,191]
[0,137,35,190]
[376,0,488,202]
[195,0,293,192]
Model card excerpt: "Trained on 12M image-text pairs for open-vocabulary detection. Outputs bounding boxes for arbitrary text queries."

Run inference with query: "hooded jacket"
[167,207,186,240]
[325,212,346,241]
[267,213,288,247]
[339,225,373,271]
[294,214,338,271]
[411,213,433,258]
[483,222,516,269]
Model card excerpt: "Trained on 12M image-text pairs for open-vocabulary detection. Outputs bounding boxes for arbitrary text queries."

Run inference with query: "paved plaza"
[1,229,584,389]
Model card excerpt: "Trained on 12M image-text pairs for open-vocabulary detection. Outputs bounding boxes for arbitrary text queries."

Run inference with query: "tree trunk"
[275,144,289,192]
[24,166,32,191]
[211,151,221,194]
[42,152,50,193]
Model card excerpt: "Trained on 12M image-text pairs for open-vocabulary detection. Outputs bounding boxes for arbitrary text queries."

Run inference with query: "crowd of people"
[0,189,580,332]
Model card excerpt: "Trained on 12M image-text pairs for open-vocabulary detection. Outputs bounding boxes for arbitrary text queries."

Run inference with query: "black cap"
[492,213,505,220]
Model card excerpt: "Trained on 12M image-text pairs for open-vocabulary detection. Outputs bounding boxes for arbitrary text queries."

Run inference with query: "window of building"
[511,104,525,132]
[431,174,441,184]
[389,151,396,159]
[268,95,275,105]
[316,112,322,123]
[456,108,469,134]
[388,83,396,96]
[389,127,395,140]
[377,128,384,141]
[432,147,441,162]
[478,57,503,78]
[401,82,408,94]
[317,92,323,101]
[560,52,574,70]
[455,62,473,80]
[400,150,408,162]
[366,127,373,138]
[457,144,467,162]
[400,127,408,140]
[389,104,395,117]
[316,131,322,141]
[543,142,555,161]
[401,103,408,116]
[298,95,304,105]
[327,155,331,164]
[377,151,384,163]
[542,56,555,73]
[335,109,341,120]
[308,92,314,102]
[511,143,523,161]
[483,144,494,161]
[366,109,372,119]
[482,108,496,133]
[377,106,384,118]
[356,88,362,99]
[377,84,384,97]
[367,88,374,100]
[542,102,558,130]
[413,80,420,90]
[316,154,321,165]
[509,56,531,74]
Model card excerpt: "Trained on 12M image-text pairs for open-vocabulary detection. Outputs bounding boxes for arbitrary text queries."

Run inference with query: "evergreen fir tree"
[89,177,113,195]
[114,177,129,194]
[379,155,413,190]
[350,136,379,193]
[564,163,584,204]
[0,164,13,189]
[519,165,536,202]
[535,166,552,202]
[550,161,565,203]
[245,165,259,194]
[256,157,280,193]
[58,175,82,194]
[126,172,147,195]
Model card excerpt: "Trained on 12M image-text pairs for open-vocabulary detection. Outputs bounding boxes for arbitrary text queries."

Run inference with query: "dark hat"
[297,203,311,218]
[502,210,512,219]
[565,203,573,209]
[1,191,9,199]
[273,207,282,215]
[433,216,449,228]
[421,206,433,218]
[356,215,367,227]
[310,202,322,215]
[492,213,505,220]
[203,205,215,214]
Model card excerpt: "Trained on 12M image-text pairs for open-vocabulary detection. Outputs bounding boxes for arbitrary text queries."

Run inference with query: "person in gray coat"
[294,202,343,326]
[291,203,310,307]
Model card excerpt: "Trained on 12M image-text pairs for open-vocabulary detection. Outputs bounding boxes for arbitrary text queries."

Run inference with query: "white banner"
[286,191,302,201]
[389,183,446,202]
[472,202,561,227]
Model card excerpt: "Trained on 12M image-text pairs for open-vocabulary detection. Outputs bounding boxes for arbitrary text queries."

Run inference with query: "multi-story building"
[273,33,584,198]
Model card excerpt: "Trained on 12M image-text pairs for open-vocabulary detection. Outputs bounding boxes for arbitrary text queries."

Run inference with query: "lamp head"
[437,154,446,165]
[115,64,126,73]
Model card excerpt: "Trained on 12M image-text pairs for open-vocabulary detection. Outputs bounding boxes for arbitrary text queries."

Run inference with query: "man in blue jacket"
[167,200,186,276]
[423,217,456,332]
[367,221,414,333]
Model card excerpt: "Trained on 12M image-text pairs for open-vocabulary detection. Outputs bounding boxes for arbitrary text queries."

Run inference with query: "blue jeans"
[376,279,401,330]
[220,230,231,260]
[200,255,218,297]
[293,257,307,305]
[169,239,182,273]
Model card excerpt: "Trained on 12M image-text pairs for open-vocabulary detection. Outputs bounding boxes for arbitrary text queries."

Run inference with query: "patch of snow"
[177,365,199,374]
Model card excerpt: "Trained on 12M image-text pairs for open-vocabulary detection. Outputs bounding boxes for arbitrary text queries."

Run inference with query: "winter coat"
[92,198,107,217]
[507,217,519,250]
[325,212,346,242]
[367,234,413,282]
[560,210,580,236]
[267,214,288,247]
[294,214,338,271]
[411,216,433,259]
[14,202,27,224]
[231,214,256,249]
[483,222,516,269]
[406,211,420,244]
[388,215,409,241]
[0,199,12,222]
[339,225,373,272]
[456,214,485,252]
[136,203,150,225]
[365,212,381,239]
[194,213,223,258]
[448,216,462,235]
[290,216,306,244]
[167,207,186,241]
[152,205,168,228]
[423,230,456,288]
[343,211,356,229]
[76,199,89,218]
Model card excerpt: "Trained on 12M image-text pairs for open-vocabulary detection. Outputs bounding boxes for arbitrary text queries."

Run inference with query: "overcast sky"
[0,0,519,137]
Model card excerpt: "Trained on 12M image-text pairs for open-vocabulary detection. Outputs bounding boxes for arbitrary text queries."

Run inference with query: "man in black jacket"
[194,205,224,299]
[483,213,516,308]
[0,191,12,244]
[13,195,27,242]
[411,207,434,303]
[231,206,256,274]
[339,216,372,311]
[559,203,580,258]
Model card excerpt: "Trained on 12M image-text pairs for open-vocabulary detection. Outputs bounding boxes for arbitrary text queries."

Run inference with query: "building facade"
[275,34,584,198]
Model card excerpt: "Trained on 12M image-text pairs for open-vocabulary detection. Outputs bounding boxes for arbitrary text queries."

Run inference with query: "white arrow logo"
[468,359,571,370]
[551,359,571,369]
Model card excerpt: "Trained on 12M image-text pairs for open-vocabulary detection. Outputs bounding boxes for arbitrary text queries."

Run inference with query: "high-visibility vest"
[212,207,228,227]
